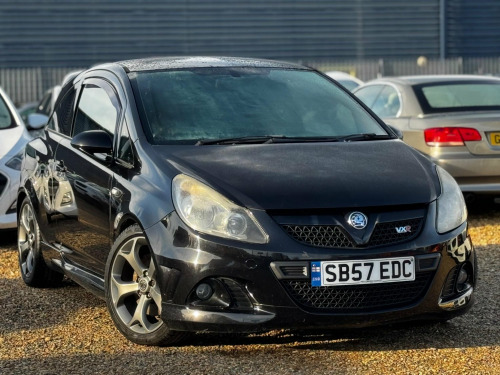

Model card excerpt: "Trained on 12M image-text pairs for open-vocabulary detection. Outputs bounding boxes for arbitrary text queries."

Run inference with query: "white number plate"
[311,257,415,286]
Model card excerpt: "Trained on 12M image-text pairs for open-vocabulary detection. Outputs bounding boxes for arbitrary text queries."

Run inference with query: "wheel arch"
[113,212,143,241]
[18,180,49,231]
[16,189,27,218]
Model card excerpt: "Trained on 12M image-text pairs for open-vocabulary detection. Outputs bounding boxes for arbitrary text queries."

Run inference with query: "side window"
[117,121,134,166]
[48,87,77,136]
[371,86,401,118]
[354,85,384,108]
[73,84,119,138]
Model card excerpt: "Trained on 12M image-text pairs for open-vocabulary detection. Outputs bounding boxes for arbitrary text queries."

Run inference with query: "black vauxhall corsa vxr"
[17,57,476,346]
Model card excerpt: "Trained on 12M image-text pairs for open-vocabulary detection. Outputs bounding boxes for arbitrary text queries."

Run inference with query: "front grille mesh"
[283,225,353,247]
[369,219,422,246]
[283,271,434,312]
[282,218,423,248]
[221,278,254,310]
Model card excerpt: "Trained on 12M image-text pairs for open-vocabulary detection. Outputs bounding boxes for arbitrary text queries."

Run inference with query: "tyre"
[105,224,186,346]
[17,197,64,287]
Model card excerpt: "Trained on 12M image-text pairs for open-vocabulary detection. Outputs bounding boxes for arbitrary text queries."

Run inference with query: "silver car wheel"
[18,202,36,277]
[109,235,163,334]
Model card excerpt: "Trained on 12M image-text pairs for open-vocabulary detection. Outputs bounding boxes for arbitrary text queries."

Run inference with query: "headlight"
[436,166,467,234]
[5,149,24,171]
[172,174,269,244]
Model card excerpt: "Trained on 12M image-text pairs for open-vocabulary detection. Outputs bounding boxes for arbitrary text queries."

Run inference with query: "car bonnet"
[0,125,30,160]
[154,140,439,211]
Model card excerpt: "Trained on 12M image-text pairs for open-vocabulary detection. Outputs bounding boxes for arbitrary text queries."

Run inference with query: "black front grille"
[369,218,423,246]
[221,278,254,310]
[282,218,423,248]
[283,225,353,247]
[282,271,434,312]
[280,265,309,278]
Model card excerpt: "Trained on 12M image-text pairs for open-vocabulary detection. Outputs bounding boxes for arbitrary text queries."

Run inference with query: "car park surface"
[353,75,500,197]
[0,206,498,374]
[16,57,475,346]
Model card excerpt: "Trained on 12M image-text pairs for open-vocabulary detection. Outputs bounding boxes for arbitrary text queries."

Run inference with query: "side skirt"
[42,240,105,299]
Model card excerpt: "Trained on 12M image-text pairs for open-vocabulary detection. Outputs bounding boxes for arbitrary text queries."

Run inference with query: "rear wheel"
[105,224,186,346]
[17,197,63,287]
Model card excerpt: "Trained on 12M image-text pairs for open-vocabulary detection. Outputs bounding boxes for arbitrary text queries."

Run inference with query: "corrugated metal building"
[446,0,500,57]
[0,0,498,68]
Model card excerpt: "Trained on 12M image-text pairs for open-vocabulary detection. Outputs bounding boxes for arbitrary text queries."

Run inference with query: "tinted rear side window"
[414,81,500,113]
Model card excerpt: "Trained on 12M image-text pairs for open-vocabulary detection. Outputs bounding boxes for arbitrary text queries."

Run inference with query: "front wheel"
[104,224,186,346]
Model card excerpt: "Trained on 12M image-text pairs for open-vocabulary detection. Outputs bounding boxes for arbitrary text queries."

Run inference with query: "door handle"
[111,187,123,199]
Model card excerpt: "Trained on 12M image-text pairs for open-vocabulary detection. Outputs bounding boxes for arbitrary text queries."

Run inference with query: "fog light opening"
[188,278,232,309]
[456,264,472,293]
[195,283,214,301]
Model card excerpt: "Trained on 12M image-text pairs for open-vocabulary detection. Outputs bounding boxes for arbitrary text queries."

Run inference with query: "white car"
[325,71,364,91]
[0,87,45,229]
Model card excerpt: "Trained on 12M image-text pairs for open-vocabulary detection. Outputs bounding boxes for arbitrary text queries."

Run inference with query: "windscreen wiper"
[196,133,392,145]
[335,133,392,142]
[196,135,289,145]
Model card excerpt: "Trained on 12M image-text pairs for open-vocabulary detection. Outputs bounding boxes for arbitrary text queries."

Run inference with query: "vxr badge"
[395,225,412,234]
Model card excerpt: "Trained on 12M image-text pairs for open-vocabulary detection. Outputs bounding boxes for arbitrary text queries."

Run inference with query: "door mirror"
[26,113,49,130]
[387,124,403,140]
[71,130,113,155]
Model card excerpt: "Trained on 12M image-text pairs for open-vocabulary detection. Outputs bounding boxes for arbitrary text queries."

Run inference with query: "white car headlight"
[436,166,467,234]
[172,174,269,244]
[5,149,24,171]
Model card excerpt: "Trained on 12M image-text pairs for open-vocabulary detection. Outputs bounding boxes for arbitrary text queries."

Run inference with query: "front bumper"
[145,207,476,333]
[160,297,474,333]
[438,287,474,311]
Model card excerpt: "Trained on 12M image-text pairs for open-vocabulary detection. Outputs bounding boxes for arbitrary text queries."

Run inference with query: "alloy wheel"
[109,236,163,334]
[18,202,37,277]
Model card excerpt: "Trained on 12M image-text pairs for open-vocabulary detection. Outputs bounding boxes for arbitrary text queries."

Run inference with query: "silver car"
[0,87,45,229]
[354,75,500,198]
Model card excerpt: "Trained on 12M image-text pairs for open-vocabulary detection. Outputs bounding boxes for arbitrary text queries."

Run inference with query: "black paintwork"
[71,130,113,155]
[18,57,476,333]
[149,141,439,210]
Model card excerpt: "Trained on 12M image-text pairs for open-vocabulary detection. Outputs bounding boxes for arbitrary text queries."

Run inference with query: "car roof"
[367,75,500,86]
[116,56,309,72]
[325,71,363,83]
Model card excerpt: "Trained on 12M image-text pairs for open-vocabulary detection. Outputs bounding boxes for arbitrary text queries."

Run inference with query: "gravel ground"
[0,206,499,375]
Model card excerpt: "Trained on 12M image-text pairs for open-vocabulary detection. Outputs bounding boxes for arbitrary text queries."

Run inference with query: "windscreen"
[130,68,387,144]
[414,81,500,114]
[0,95,14,129]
